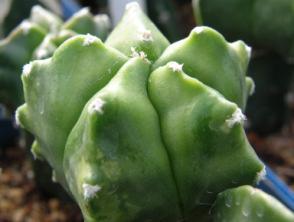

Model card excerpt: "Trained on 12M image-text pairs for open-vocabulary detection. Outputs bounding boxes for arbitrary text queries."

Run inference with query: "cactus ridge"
[0,5,111,112]
[212,185,294,222]
[16,3,291,222]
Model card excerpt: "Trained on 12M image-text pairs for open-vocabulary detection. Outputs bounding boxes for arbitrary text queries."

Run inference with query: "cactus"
[212,185,294,222]
[193,0,294,59]
[0,5,111,112]
[16,2,294,222]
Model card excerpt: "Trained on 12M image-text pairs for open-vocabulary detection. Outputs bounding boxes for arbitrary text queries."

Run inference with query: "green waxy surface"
[105,2,170,62]
[64,58,182,222]
[0,22,46,110]
[148,63,264,220]
[17,36,127,188]
[16,3,276,222]
[62,8,110,41]
[152,27,250,110]
[29,5,62,33]
[0,6,111,113]
[212,185,294,222]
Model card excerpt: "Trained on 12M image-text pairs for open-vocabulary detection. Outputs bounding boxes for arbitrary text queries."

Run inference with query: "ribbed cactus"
[16,2,288,221]
[193,0,294,59]
[0,5,110,112]
[212,185,294,222]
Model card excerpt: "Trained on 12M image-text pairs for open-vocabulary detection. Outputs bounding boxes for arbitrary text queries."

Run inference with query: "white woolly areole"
[139,29,153,42]
[225,108,246,128]
[36,49,49,59]
[193,26,205,34]
[21,21,32,34]
[88,98,105,114]
[75,7,90,17]
[83,33,97,46]
[130,47,149,62]
[126,2,140,10]
[23,62,32,77]
[255,166,266,184]
[83,183,101,200]
[167,61,183,72]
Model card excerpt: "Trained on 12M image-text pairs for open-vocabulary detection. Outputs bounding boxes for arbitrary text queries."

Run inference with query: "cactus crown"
[15,2,293,222]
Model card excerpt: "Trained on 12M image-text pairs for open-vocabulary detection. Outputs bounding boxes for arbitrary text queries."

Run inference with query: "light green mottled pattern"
[212,185,294,222]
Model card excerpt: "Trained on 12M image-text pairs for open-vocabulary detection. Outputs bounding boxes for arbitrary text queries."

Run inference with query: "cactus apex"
[20,20,32,34]
[22,62,33,77]
[193,26,205,34]
[255,166,266,184]
[130,47,149,63]
[82,183,101,200]
[139,29,153,42]
[83,33,98,46]
[75,7,90,17]
[167,61,184,72]
[125,1,140,11]
[88,98,105,114]
[225,108,246,128]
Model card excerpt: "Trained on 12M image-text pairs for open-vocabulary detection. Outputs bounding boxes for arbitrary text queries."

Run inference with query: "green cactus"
[0,20,46,111]
[193,0,294,59]
[0,5,111,112]
[16,2,284,221]
[212,185,294,222]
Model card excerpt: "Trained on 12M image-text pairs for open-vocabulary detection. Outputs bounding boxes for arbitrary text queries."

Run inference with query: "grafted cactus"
[0,5,110,112]
[193,0,294,59]
[16,2,288,222]
[212,185,294,222]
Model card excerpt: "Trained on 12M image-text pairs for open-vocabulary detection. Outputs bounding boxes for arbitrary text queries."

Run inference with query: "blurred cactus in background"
[0,5,110,114]
[0,4,111,199]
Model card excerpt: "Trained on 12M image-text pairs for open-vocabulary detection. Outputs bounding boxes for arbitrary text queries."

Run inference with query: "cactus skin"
[64,58,182,222]
[0,22,46,111]
[29,5,62,33]
[0,6,111,112]
[62,8,110,41]
[212,185,294,222]
[17,3,269,222]
[152,27,252,110]
[148,63,264,220]
[17,36,127,189]
[194,0,294,59]
[105,3,170,62]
